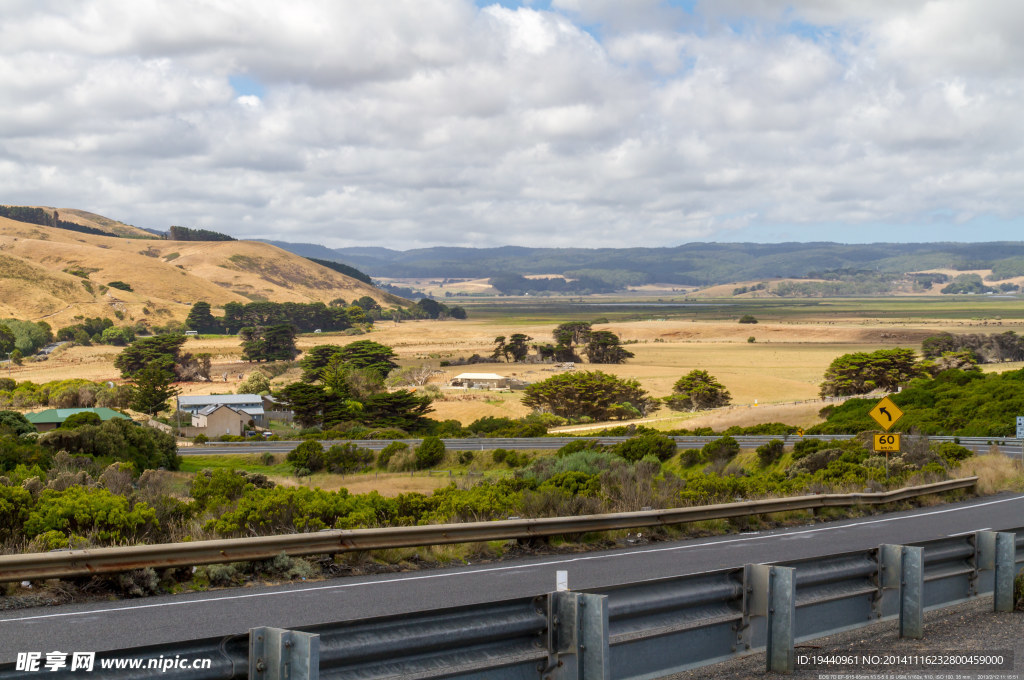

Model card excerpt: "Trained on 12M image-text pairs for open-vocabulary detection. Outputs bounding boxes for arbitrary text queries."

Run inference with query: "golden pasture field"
[10,313,1020,430]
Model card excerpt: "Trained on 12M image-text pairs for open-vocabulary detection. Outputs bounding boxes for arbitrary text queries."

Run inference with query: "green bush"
[555,439,599,457]
[38,418,179,472]
[934,441,973,464]
[492,448,511,464]
[756,439,785,467]
[613,433,677,463]
[192,434,209,444]
[679,448,702,467]
[701,436,740,464]
[415,436,445,469]
[0,485,33,541]
[59,411,103,429]
[538,471,601,497]
[190,468,251,511]
[323,443,374,474]
[0,410,35,436]
[377,441,408,469]
[24,486,159,545]
[287,440,325,472]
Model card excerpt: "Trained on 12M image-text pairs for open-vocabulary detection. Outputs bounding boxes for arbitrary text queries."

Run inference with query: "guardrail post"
[979,531,1017,612]
[745,564,795,673]
[249,627,320,680]
[881,544,923,639]
[545,591,610,680]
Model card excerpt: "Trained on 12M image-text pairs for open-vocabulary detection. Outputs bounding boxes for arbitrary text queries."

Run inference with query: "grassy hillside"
[0,216,405,326]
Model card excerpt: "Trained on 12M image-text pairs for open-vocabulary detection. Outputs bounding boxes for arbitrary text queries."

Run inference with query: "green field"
[459,296,1024,324]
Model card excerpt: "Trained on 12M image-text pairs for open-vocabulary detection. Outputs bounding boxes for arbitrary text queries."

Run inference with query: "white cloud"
[0,0,1022,248]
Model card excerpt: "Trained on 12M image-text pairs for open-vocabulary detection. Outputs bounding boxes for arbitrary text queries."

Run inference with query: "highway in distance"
[183,434,1024,457]
[1,492,1022,663]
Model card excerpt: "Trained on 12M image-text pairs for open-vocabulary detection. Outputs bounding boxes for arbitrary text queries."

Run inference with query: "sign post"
[871,397,905,479]
[1016,417,1024,465]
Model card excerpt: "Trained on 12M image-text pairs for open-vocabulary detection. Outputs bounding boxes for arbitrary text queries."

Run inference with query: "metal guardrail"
[3,524,1018,679]
[185,434,1024,457]
[0,478,977,583]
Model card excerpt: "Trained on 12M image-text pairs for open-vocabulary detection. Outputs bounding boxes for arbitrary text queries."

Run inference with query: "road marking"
[948,527,989,536]
[3,494,1022,624]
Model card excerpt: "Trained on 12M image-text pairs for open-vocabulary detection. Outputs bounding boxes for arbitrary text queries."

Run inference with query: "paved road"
[1,492,1022,663]
[184,434,1024,456]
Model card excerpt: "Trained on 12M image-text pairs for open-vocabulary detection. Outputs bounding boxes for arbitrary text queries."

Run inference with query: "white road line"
[949,527,989,536]
[3,495,1022,624]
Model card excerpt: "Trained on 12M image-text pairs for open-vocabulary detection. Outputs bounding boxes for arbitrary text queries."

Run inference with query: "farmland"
[8,295,1024,431]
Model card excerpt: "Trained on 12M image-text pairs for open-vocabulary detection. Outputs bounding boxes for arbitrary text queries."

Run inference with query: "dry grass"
[954,454,1024,495]
[272,472,452,496]
[0,217,393,326]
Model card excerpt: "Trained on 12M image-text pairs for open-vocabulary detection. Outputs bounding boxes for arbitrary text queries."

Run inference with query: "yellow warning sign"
[869,396,903,431]
[873,433,901,452]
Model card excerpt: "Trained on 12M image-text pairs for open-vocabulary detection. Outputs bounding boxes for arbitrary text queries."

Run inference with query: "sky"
[2,0,1023,249]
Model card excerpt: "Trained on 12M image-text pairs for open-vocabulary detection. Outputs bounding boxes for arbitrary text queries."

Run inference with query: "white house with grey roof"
[177,394,266,425]
[449,373,510,389]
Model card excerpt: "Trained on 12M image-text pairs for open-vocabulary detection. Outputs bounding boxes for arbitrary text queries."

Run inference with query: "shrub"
[59,411,103,429]
[287,440,325,472]
[934,441,973,464]
[538,471,601,497]
[492,448,511,464]
[738,315,758,324]
[24,486,159,545]
[556,439,601,457]
[756,439,785,467]
[324,443,374,474]
[107,281,133,292]
[613,433,677,463]
[679,448,702,467]
[701,436,740,464]
[377,441,408,469]
[415,436,445,469]
[193,434,209,444]
[0,410,35,436]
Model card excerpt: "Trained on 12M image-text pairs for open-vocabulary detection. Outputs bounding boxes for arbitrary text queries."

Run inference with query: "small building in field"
[25,407,130,432]
[191,404,250,437]
[449,373,510,389]
[177,394,266,425]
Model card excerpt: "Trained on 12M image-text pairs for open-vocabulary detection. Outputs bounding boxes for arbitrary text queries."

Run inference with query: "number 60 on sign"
[873,433,900,452]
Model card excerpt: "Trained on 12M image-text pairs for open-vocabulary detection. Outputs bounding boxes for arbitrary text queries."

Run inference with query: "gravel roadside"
[662,595,1023,680]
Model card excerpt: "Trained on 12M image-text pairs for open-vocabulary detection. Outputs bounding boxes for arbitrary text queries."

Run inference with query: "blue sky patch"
[229,75,265,99]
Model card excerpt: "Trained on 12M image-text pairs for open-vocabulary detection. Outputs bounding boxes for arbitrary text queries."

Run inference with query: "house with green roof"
[24,407,130,432]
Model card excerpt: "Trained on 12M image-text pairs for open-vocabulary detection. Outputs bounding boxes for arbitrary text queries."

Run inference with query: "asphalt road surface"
[1,492,1022,663]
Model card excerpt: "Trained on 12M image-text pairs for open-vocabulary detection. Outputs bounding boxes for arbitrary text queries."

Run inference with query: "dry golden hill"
[0,216,405,326]
[50,207,156,239]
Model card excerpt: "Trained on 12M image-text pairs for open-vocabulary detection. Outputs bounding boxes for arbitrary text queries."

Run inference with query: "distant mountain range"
[262,240,1024,287]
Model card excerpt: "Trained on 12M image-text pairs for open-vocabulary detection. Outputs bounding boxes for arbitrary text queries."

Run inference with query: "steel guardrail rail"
[0,519,1017,680]
[0,478,977,583]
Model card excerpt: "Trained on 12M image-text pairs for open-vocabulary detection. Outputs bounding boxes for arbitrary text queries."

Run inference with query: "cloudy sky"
[2,1,1022,249]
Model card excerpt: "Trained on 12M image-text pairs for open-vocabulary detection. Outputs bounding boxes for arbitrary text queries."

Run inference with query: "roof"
[25,408,130,424]
[197,404,246,417]
[178,394,263,406]
[453,373,507,380]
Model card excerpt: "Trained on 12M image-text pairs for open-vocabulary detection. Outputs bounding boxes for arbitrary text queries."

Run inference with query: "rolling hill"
[0,213,406,327]
[263,241,1024,288]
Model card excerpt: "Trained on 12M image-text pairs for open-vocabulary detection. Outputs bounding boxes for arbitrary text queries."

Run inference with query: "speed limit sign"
[873,433,900,452]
